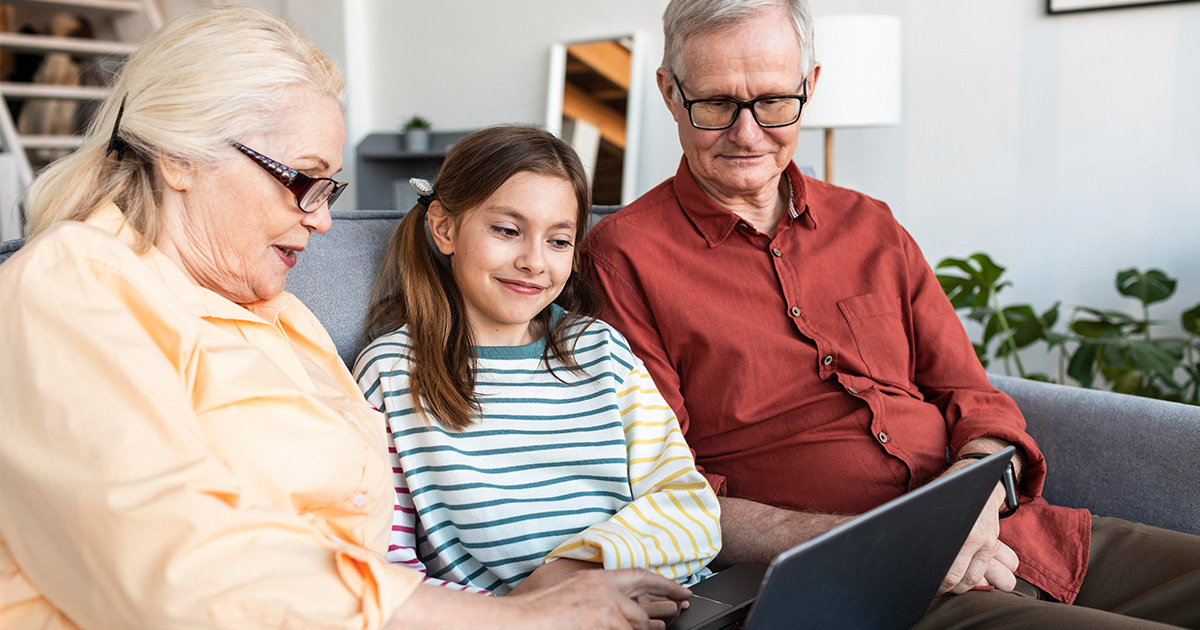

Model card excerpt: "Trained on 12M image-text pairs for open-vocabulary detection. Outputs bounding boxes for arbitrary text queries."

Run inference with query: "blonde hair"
[22,5,344,247]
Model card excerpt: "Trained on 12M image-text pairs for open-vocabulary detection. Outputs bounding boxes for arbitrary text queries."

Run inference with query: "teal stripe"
[405,457,626,478]
[477,404,620,421]
[477,354,609,375]
[399,438,625,460]
[354,348,411,381]
[477,386,614,406]
[431,527,583,551]
[409,474,629,498]
[475,371,617,389]
[423,506,616,536]
[487,549,554,568]
[417,489,631,514]
[393,420,623,441]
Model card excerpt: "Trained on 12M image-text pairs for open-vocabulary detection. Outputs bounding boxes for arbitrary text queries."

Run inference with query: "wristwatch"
[955,452,1020,518]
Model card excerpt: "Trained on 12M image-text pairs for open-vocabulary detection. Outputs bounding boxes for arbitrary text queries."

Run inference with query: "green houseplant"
[402,115,432,152]
[936,254,1200,405]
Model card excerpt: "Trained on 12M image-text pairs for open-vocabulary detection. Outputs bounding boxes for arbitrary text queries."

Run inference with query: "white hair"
[662,0,815,81]
[24,5,344,247]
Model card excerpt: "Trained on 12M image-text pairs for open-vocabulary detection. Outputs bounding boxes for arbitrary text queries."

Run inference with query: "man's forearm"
[713,496,854,567]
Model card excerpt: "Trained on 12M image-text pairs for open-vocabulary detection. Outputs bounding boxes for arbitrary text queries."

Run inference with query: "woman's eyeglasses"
[232,142,347,213]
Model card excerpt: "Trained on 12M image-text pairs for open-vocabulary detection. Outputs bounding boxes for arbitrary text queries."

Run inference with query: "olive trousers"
[912,516,1200,629]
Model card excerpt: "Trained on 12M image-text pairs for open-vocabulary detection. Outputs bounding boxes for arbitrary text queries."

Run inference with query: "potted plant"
[402,115,432,152]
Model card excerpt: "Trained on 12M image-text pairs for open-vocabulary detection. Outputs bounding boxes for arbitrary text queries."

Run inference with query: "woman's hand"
[510,559,688,625]
[387,568,691,630]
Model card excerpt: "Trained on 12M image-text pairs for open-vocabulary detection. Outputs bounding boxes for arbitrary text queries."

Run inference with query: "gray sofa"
[3,209,1198,536]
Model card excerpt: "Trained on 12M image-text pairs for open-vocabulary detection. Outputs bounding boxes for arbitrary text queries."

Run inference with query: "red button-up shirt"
[582,158,1092,603]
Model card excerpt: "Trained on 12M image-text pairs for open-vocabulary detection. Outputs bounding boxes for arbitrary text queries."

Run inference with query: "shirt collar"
[84,203,293,325]
[674,157,816,247]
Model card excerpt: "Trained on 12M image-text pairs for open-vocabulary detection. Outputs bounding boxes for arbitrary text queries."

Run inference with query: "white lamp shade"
[800,15,902,129]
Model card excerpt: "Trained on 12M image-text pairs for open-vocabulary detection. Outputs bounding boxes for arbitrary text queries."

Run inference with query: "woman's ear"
[157,153,194,192]
[426,201,456,256]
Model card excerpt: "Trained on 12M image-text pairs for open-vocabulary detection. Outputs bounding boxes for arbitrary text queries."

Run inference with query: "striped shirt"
[354,308,721,595]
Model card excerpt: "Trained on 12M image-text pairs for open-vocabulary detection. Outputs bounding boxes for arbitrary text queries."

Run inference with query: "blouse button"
[790,306,801,317]
[771,248,782,257]
[848,387,858,395]
[878,432,889,444]
[822,354,833,366]
[353,493,367,507]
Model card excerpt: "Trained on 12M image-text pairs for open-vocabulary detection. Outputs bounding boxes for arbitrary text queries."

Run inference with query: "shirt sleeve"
[899,227,1047,498]
[545,364,722,584]
[0,243,420,630]
[354,342,493,596]
[582,247,727,496]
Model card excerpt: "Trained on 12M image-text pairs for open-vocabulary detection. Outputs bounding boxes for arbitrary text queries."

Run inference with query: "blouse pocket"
[837,292,912,387]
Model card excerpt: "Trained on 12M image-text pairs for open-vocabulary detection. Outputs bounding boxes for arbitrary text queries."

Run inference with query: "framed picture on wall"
[1048,0,1199,14]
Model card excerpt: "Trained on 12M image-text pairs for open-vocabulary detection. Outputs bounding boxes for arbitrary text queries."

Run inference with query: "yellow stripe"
[619,403,674,418]
[623,417,677,433]
[630,502,685,563]
[613,513,665,563]
[690,488,721,526]
[632,466,693,489]
[648,494,699,558]
[629,453,692,468]
[629,456,694,482]
[591,529,624,568]
[616,384,663,398]
[628,435,671,447]
[600,523,640,568]
[669,491,718,553]
[549,537,601,561]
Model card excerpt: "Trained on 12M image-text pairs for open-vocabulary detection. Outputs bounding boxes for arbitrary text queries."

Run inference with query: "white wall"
[259,1,1200,345]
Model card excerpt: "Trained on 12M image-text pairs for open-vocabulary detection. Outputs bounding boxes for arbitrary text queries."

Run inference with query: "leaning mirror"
[546,34,645,206]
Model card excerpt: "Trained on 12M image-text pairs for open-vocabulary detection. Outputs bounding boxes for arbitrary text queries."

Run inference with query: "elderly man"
[582,0,1200,627]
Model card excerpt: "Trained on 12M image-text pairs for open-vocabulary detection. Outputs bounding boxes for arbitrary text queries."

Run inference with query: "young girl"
[354,126,720,596]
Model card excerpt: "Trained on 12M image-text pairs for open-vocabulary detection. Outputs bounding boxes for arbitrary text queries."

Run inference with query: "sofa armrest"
[989,374,1200,535]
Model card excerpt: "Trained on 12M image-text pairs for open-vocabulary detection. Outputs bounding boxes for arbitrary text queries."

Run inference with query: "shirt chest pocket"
[836,292,913,388]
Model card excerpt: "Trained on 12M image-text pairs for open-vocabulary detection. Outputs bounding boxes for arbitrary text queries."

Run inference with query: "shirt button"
[771,248,782,257]
[878,432,889,444]
[822,354,833,366]
[342,410,359,426]
[790,306,801,317]
[848,387,858,395]
[353,493,367,507]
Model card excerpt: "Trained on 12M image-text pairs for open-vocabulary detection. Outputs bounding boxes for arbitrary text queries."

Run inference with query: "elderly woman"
[0,7,687,630]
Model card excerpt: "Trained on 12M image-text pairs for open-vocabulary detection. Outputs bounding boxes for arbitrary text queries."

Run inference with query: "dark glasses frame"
[672,74,809,131]
[231,142,347,213]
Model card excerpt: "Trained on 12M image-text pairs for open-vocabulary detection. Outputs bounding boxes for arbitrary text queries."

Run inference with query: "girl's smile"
[428,171,579,347]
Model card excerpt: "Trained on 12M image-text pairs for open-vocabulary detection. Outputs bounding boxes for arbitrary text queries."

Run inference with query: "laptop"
[669,447,1016,630]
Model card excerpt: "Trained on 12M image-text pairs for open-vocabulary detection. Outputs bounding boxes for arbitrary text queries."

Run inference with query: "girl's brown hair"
[361,126,602,431]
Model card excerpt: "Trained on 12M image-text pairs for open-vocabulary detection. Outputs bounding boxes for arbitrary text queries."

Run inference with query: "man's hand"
[937,451,1021,595]
[714,496,854,567]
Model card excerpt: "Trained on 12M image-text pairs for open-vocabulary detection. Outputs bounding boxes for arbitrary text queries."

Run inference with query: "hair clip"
[105,95,131,161]
[411,177,452,270]
[410,177,435,207]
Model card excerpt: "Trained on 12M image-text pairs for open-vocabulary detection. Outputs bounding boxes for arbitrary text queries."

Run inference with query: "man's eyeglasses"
[673,74,808,130]
[232,142,347,213]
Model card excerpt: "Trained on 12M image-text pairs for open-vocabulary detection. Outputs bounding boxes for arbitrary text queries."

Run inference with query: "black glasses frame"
[672,74,808,131]
[231,142,347,213]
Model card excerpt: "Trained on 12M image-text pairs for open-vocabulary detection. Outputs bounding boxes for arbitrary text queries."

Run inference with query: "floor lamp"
[800,15,903,184]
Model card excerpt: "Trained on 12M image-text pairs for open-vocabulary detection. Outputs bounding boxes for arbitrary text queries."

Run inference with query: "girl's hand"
[508,558,598,596]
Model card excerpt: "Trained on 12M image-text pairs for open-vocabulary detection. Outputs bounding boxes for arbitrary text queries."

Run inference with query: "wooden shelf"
[4,0,144,12]
[0,82,110,100]
[0,32,138,56]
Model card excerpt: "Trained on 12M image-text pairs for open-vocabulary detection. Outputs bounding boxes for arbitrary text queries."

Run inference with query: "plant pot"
[405,129,430,152]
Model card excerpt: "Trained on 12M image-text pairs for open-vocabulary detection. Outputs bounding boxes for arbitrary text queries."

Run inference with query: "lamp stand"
[824,128,835,183]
